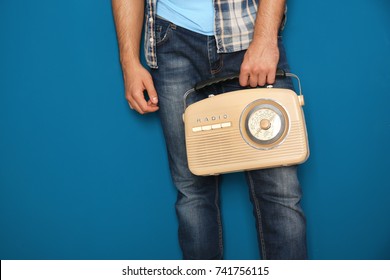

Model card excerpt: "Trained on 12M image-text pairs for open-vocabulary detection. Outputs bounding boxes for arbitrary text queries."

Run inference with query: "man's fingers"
[242,72,268,87]
[127,96,144,114]
[131,91,156,114]
[127,89,159,114]
[240,68,278,87]
[239,72,250,87]
[266,68,277,85]
[144,76,159,105]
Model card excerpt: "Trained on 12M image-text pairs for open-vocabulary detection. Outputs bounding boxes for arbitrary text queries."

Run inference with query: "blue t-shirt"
[156,0,214,35]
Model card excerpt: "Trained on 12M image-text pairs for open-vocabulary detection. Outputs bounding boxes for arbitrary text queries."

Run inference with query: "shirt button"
[149,17,153,22]
[149,37,154,43]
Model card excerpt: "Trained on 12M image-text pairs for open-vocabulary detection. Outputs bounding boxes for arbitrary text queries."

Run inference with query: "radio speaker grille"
[186,121,306,170]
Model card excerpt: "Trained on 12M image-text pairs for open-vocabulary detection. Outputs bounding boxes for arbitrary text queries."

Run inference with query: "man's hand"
[239,0,285,88]
[239,38,279,87]
[112,0,157,114]
[122,62,159,114]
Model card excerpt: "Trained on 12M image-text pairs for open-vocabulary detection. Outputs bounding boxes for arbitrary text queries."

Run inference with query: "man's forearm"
[253,0,286,44]
[112,0,158,114]
[112,0,144,65]
[239,0,286,86]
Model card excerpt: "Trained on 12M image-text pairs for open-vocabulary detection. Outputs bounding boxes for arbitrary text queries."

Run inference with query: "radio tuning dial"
[241,100,288,149]
[247,108,283,142]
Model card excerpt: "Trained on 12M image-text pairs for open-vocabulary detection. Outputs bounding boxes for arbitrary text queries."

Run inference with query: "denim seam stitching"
[248,172,267,259]
[207,37,223,75]
[211,57,223,75]
[215,176,224,258]
[156,23,174,47]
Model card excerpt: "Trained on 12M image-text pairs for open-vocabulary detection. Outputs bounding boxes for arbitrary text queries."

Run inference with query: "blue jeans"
[151,16,307,260]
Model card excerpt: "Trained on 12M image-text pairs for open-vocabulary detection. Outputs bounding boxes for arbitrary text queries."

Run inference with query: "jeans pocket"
[155,16,173,46]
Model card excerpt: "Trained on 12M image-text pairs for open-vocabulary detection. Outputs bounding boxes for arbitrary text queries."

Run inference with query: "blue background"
[1,0,389,260]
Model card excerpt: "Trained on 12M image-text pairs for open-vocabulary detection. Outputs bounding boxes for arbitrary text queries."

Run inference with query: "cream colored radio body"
[183,73,309,176]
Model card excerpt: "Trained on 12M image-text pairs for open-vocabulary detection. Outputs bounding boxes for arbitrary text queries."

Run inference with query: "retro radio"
[183,70,309,176]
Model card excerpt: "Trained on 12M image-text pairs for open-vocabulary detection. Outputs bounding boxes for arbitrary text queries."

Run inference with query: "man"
[112,0,307,259]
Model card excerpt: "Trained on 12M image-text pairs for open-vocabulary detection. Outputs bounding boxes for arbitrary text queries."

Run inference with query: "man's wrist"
[250,34,278,48]
[120,55,141,68]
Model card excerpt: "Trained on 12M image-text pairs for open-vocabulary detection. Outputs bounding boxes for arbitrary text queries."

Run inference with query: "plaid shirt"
[144,0,286,69]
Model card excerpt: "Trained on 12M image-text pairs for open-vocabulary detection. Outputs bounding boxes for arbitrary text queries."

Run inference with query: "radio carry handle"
[183,69,302,109]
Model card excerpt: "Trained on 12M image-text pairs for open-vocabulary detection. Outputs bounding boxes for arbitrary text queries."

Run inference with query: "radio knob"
[260,119,271,130]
